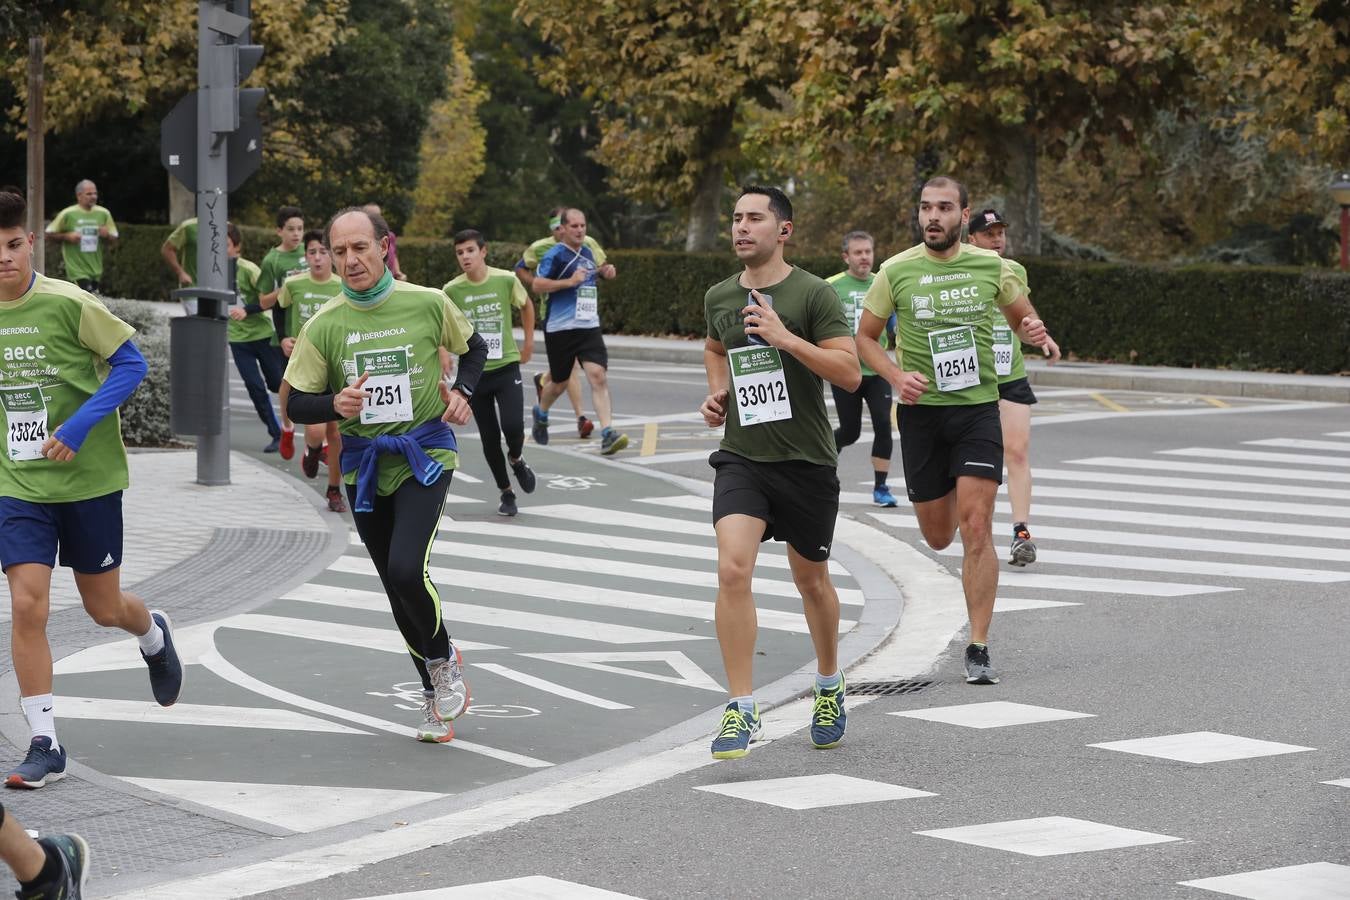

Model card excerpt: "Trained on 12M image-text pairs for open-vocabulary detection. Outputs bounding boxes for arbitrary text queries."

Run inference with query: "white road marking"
[996,570,1236,597]
[694,773,935,809]
[1027,401,1332,427]
[1161,446,1350,468]
[996,598,1081,611]
[1179,862,1350,899]
[933,544,1347,583]
[517,651,724,692]
[350,878,645,899]
[889,701,1095,729]
[1014,483,1350,520]
[474,663,633,710]
[1246,437,1350,453]
[286,584,709,645]
[626,449,718,466]
[1089,731,1315,763]
[54,697,369,735]
[916,816,1181,856]
[219,613,506,653]
[1070,455,1350,484]
[525,504,707,536]
[120,778,447,834]
[1030,466,1350,502]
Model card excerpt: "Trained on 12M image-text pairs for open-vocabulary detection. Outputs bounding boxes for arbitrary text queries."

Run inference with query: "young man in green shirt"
[445,229,538,517]
[276,230,346,513]
[45,180,117,294]
[285,207,488,744]
[826,230,899,507]
[700,186,860,759]
[161,217,198,288]
[225,223,284,453]
[257,206,308,461]
[0,189,182,791]
[514,207,602,439]
[857,177,1058,686]
[968,209,1058,567]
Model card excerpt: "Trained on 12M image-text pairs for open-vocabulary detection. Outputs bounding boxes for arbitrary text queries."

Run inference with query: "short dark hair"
[841,230,874,253]
[559,207,585,226]
[739,185,792,223]
[922,176,968,210]
[226,222,242,246]
[302,228,324,248]
[452,229,486,248]
[324,206,390,248]
[0,190,25,230]
[276,205,303,228]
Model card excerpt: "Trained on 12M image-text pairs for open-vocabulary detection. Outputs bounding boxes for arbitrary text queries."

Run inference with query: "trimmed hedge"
[102,299,176,448]
[50,226,1350,374]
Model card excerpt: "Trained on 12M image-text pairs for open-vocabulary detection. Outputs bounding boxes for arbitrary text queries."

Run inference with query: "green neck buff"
[342,268,395,307]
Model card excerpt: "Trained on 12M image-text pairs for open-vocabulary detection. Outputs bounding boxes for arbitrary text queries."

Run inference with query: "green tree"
[406,40,488,238]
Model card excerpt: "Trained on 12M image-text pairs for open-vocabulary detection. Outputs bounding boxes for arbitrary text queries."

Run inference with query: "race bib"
[575,284,599,324]
[354,348,414,424]
[728,345,792,426]
[992,324,1014,377]
[928,326,979,392]
[850,292,866,335]
[79,225,98,254]
[0,385,48,461]
[476,317,504,360]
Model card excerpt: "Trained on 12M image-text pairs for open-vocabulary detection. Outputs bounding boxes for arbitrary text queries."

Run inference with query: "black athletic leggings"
[345,471,452,691]
[469,363,525,490]
[833,373,894,460]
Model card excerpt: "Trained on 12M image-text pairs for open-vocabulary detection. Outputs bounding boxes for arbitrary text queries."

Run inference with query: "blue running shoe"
[19,833,91,899]
[141,610,184,707]
[710,702,762,760]
[873,485,899,508]
[531,405,549,445]
[5,737,67,789]
[810,673,847,749]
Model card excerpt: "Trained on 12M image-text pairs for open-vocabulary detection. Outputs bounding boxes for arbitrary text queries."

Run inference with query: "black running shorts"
[898,402,1003,503]
[544,327,608,384]
[997,377,1037,406]
[709,450,840,562]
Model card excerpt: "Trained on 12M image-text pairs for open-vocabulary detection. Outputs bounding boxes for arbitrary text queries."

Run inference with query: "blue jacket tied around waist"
[339,419,458,513]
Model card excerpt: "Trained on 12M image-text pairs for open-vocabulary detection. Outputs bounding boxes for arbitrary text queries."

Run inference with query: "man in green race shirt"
[44,180,118,293]
[825,230,899,508]
[700,186,860,760]
[257,206,309,461]
[969,209,1058,567]
[285,206,489,744]
[0,190,183,791]
[445,229,537,517]
[276,230,346,512]
[225,223,284,453]
[857,177,1058,686]
[515,207,603,439]
[161,217,198,288]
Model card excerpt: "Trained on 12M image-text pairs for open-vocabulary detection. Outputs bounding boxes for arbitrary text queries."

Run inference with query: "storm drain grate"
[849,680,935,696]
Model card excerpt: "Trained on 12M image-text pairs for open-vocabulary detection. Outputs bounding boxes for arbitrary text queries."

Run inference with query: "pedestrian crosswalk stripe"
[881,513,1350,563]
[349,877,645,899]
[56,697,370,734]
[1016,484,1350,521]
[442,517,850,577]
[518,651,723,692]
[986,502,1350,542]
[933,544,1345,583]
[996,598,1081,611]
[1246,437,1350,453]
[119,778,447,834]
[326,556,850,634]
[220,613,506,653]
[286,584,711,645]
[404,535,865,606]
[1031,466,1350,502]
[526,504,706,535]
[449,469,482,483]
[1179,862,1350,899]
[627,449,716,466]
[916,816,1181,856]
[1071,455,1350,484]
[1162,446,1350,468]
[997,570,1236,597]
[474,663,633,710]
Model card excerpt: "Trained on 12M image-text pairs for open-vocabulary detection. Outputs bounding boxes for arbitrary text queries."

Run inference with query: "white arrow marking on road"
[474,663,633,710]
[286,584,711,645]
[1246,437,1350,453]
[327,556,854,635]
[442,517,851,578]
[120,778,446,834]
[517,651,724,692]
[1071,456,1350,484]
[1162,446,1350,468]
[54,697,369,735]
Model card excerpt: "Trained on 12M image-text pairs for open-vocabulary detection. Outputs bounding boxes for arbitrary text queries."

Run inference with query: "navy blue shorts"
[0,492,124,574]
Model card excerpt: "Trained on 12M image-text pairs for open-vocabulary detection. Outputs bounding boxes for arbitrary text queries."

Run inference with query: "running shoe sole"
[417,723,454,743]
[1009,539,1037,567]
[600,433,629,455]
[5,769,65,789]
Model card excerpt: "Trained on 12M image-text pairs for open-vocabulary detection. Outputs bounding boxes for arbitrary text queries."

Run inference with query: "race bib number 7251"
[353,348,414,424]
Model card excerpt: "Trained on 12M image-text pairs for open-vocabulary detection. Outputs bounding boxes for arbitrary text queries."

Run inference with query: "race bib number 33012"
[728,345,792,426]
[354,347,414,424]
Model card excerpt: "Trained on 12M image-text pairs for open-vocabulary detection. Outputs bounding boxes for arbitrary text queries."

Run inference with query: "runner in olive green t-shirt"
[700,186,859,761]
[161,217,199,287]
[225,223,284,453]
[45,180,117,292]
[257,206,309,460]
[968,208,1060,569]
[276,229,346,512]
[0,189,182,790]
[285,206,489,745]
[857,176,1058,688]
[445,229,537,517]
[825,229,899,508]
[513,207,606,438]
